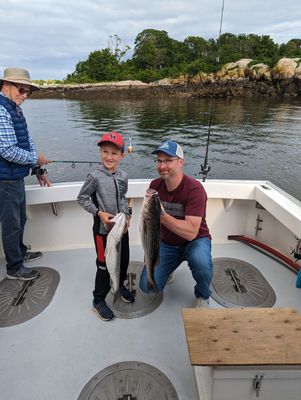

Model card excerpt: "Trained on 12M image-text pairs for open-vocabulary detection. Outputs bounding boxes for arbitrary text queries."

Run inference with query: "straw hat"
[0,67,39,91]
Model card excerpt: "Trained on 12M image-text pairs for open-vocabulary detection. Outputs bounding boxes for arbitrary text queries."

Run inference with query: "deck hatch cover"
[0,267,60,327]
[211,258,276,308]
[106,262,163,319]
[78,361,179,400]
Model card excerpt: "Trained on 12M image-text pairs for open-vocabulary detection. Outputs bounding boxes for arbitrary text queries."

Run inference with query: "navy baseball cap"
[151,140,184,159]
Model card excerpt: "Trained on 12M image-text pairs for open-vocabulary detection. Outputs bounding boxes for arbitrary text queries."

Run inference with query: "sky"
[1,0,301,80]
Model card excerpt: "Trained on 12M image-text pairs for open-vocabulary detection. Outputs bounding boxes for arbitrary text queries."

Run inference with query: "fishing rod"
[201,0,225,182]
[51,139,135,168]
[201,100,213,182]
[51,160,100,168]
[51,159,134,168]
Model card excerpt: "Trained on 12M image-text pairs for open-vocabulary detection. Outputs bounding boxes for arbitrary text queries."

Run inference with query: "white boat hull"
[0,179,301,400]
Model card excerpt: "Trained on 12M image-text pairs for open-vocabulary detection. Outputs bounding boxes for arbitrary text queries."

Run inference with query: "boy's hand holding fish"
[97,210,115,230]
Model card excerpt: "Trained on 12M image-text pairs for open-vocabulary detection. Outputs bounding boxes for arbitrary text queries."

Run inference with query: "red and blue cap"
[97,131,125,152]
[151,140,184,159]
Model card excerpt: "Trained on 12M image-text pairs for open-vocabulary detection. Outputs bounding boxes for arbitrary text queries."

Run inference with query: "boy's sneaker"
[120,285,135,303]
[195,297,210,308]
[6,266,40,281]
[24,251,43,262]
[92,300,115,321]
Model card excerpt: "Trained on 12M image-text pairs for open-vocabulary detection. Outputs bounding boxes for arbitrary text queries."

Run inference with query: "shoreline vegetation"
[33,30,301,99]
[33,58,301,99]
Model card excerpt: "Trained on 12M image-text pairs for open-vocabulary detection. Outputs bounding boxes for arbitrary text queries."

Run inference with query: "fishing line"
[200,0,225,182]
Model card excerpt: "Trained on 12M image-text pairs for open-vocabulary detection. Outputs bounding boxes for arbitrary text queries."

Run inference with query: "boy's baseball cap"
[151,140,184,159]
[97,131,124,152]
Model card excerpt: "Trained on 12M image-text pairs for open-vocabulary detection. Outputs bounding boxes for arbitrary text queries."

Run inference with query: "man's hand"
[36,174,52,187]
[37,154,51,166]
[159,200,166,216]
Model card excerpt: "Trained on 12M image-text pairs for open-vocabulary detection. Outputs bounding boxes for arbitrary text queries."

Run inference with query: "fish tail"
[147,273,159,293]
[112,289,120,306]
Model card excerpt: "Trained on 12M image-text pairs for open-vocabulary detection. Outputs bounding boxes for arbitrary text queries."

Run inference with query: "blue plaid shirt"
[0,93,38,165]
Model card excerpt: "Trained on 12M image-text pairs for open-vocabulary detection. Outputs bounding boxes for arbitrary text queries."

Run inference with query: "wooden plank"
[182,308,301,366]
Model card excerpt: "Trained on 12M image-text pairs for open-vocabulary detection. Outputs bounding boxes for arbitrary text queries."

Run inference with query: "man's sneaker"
[120,285,135,303]
[195,297,210,308]
[166,273,175,285]
[92,300,115,321]
[24,251,43,262]
[6,266,40,281]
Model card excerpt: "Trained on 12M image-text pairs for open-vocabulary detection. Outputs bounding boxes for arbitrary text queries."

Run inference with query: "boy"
[77,131,134,321]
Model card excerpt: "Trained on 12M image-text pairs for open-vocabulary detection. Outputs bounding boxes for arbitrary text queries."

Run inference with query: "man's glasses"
[154,158,178,165]
[10,82,32,96]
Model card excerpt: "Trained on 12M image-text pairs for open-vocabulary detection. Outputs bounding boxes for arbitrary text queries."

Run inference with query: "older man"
[0,67,51,280]
[139,140,213,307]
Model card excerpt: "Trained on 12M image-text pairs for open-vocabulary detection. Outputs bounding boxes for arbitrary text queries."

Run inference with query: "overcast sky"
[1,0,300,80]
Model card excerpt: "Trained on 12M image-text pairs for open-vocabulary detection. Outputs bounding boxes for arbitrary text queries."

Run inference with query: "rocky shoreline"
[33,58,301,99]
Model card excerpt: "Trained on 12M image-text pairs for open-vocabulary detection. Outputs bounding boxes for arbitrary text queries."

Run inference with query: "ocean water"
[23,96,301,201]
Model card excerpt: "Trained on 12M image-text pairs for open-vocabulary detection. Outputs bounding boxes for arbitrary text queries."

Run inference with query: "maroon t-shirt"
[150,175,211,246]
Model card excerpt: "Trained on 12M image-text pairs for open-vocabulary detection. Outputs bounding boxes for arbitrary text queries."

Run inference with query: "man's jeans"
[140,236,213,299]
[0,179,27,273]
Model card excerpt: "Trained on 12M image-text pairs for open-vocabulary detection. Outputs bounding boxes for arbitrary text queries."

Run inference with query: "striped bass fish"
[139,189,161,291]
[105,212,127,293]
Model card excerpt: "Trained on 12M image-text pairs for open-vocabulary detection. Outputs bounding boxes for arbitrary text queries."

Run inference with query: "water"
[23,96,301,201]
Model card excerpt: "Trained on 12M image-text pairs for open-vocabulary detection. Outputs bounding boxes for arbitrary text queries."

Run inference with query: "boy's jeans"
[139,236,213,299]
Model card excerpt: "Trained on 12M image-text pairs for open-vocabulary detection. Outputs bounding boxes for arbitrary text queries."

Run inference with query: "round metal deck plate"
[106,262,163,319]
[211,258,276,308]
[78,361,179,400]
[0,267,60,327]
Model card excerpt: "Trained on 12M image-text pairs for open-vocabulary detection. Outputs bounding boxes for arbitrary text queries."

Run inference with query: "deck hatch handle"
[253,374,264,397]
[225,268,246,293]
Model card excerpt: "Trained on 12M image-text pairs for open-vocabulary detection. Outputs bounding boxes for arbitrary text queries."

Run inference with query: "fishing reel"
[201,163,211,181]
[201,164,211,174]
[31,166,48,176]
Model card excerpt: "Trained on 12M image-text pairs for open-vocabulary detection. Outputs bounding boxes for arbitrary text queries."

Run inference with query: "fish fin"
[147,275,159,294]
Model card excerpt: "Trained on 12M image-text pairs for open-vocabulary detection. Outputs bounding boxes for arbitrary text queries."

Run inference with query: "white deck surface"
[0,242,300,400]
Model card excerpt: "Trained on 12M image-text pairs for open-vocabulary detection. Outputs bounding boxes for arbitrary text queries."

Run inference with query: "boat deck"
[0,241,300,400]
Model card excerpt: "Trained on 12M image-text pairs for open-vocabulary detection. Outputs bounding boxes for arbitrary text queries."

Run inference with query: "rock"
[249,63,271,80]
[272,58,301,79]
[153,78,172,86]
[112,80,148,87]
[31,58,301,99]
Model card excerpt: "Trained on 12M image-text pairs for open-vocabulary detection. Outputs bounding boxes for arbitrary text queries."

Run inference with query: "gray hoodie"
[77,164,129,234]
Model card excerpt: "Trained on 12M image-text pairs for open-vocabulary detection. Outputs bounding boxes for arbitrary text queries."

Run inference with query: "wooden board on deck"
[182,308,301,366]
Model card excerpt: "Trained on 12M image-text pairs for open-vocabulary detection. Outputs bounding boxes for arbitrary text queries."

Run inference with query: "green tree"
[247,34,279,64]
[279,39,301,57]
[183,36,209,62]
[87,49,119,81]
[66,29,301,83]
[133,29,177,70]
[216,33,279,66]
[67,48,119,82]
